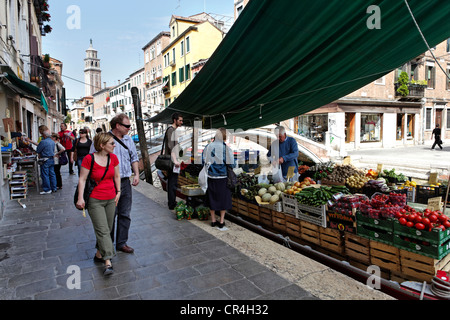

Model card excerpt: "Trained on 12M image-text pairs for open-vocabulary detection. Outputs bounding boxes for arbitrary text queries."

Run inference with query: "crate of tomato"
[393,207,450,259]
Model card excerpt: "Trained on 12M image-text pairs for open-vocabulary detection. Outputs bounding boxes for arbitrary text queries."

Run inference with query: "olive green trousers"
[87,198,116,260]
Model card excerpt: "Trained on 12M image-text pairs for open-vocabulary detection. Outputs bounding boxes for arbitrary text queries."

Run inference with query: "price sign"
[427,196,443,211]
[376,163,383,173]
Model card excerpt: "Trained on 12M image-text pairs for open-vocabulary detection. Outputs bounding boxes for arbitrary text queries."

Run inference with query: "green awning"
[148,0,450,130]
[2,69,47,112]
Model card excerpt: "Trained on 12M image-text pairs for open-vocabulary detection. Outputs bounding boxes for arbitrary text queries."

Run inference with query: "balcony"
[394,83,426,101]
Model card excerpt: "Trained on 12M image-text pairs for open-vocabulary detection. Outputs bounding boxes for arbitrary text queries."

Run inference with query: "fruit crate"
[319,227,344,255]
[370,240,400,272]
[344,233,371,264]
[415,185,448,204]
[258,207,273,228]
[281,193,297,215]
[393,220,450,244]
[399,249,450,283]
[247,203,260,222]
[272,210,286,233]
[296,203,327,228]
[327,211,357,234]
[231,197,239,213]
[285,214,301,239]
[237,199,249,217]
[393,234,450,260]
[356,221,394,245]
[300,220,321,245]
[356,211,394,231]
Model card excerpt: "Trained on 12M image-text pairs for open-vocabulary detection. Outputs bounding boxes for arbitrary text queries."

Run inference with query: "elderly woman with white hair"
[202,128,236,229]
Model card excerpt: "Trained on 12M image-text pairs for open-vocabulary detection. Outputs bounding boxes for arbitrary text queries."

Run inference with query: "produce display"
[295,185,350,206]
[346,174,370,189]
[306,161,335,181]
[395,206,450,232]
[380,168,407,183]
[363,178,390,193]
[323,164,364,185]
[329,193,369,216]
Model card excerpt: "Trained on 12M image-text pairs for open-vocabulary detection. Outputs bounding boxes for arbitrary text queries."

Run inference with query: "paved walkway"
[0,168,317,300]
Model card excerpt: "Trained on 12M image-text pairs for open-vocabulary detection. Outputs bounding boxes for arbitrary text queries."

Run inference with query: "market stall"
[167,160,450,299]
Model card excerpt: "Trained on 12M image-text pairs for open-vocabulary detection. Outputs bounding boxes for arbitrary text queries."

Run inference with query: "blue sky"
[42,0,234,104]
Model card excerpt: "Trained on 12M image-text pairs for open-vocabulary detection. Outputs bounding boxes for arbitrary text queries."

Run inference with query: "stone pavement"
[0,168,317,300]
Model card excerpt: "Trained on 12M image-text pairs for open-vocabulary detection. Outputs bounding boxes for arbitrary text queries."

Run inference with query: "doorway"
[345,113,355,143]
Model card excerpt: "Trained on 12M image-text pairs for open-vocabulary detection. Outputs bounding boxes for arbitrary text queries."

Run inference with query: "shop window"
[296,114,328,143]
[361,114,381,142]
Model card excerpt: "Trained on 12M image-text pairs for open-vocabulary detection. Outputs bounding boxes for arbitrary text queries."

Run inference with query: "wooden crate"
[300,220,320,245]
[258,207,273,228]
[247,203,260,222]
[285,214,301,239]
[272,210,286,233]
[177,175,196,187]
[370,241,400,272]
[320,227,344,255]
[231,197,239,213]
[237,199,249,217]
[344,233,370,264]
[399,250,450,283]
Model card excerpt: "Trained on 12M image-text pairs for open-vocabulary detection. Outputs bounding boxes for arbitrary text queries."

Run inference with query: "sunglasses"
[120,123,131,128]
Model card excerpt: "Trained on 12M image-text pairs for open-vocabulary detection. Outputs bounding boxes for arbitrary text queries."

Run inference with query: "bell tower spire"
[84,39,101,97]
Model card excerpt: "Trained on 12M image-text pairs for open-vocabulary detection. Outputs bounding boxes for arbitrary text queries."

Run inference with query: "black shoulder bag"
[155,127,174,171]
[74,154,110,210]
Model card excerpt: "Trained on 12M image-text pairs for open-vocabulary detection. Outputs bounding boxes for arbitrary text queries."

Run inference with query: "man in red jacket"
[58,123,75,174]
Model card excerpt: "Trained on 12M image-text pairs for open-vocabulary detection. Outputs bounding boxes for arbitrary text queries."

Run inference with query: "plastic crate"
[296,203,327,228]
[281,193,297,215]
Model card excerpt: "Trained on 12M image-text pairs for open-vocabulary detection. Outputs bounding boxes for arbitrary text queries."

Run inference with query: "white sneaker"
[40,190,52,195]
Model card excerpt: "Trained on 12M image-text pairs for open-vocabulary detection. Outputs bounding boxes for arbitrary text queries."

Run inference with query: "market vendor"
[267,126,299,180]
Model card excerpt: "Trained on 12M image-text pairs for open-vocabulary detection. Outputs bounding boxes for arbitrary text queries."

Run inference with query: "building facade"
[162,14,225,108]
[293,39,450,156]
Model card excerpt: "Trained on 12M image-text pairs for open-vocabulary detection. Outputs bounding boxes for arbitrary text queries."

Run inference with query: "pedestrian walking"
[90,114,140,253]
[73,128,92,176]
[76,132,121,276]
[36,130,57,194]
[431,124,443,150]
[164,112,183,210]
[202,128,236,229]
[58,123,76,175]
[51,133,65,190]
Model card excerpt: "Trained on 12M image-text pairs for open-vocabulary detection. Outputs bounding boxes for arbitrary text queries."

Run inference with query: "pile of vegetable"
[306,161,335,181]
[363,178,390,193]
[323,164,364,185]
[346,174,370,189]
[380,168,407,184]
[295,185,350,207]
[283,177,316,195]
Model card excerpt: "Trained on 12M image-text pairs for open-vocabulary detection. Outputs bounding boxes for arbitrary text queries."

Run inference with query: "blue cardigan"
[202,141,235,178]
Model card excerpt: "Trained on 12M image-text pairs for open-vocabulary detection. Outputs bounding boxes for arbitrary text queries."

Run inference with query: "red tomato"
[422,217,431,227]
[415,223,425,230]
[439,214,449,223]
[407,213,417,222]
[444,221,450,229]
[399,217,407,225]
[414,216,423,224]
[406,221,414,228]
[429,214,438,223]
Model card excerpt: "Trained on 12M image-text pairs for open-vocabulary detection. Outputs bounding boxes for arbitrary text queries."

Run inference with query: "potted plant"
[43,54,50,68]
[396,71,409,97]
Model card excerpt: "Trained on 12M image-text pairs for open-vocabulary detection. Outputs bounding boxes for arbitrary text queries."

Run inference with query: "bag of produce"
[175,201,186,220]
[185,206,194,220]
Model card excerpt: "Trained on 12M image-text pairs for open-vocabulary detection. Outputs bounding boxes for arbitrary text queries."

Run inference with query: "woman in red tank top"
[76,133,120,276]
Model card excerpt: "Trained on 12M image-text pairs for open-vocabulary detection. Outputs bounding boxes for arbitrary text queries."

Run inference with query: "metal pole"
[131,87,153,184]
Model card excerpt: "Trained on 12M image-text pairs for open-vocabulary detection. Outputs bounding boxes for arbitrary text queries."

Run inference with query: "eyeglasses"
[120,123,131,129]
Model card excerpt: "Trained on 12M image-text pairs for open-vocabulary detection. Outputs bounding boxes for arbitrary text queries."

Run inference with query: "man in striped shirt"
[91,114,139,254]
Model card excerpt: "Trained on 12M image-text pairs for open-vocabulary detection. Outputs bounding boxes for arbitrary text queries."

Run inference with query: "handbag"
[155,127,174,171]
[59,151,68,166]
[74,154,110,210]
[226,165,237,190]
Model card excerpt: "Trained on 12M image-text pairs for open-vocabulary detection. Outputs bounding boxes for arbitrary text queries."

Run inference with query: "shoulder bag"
[155,127,174,171]
[74,154,110,211]
[226,165,237,190]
